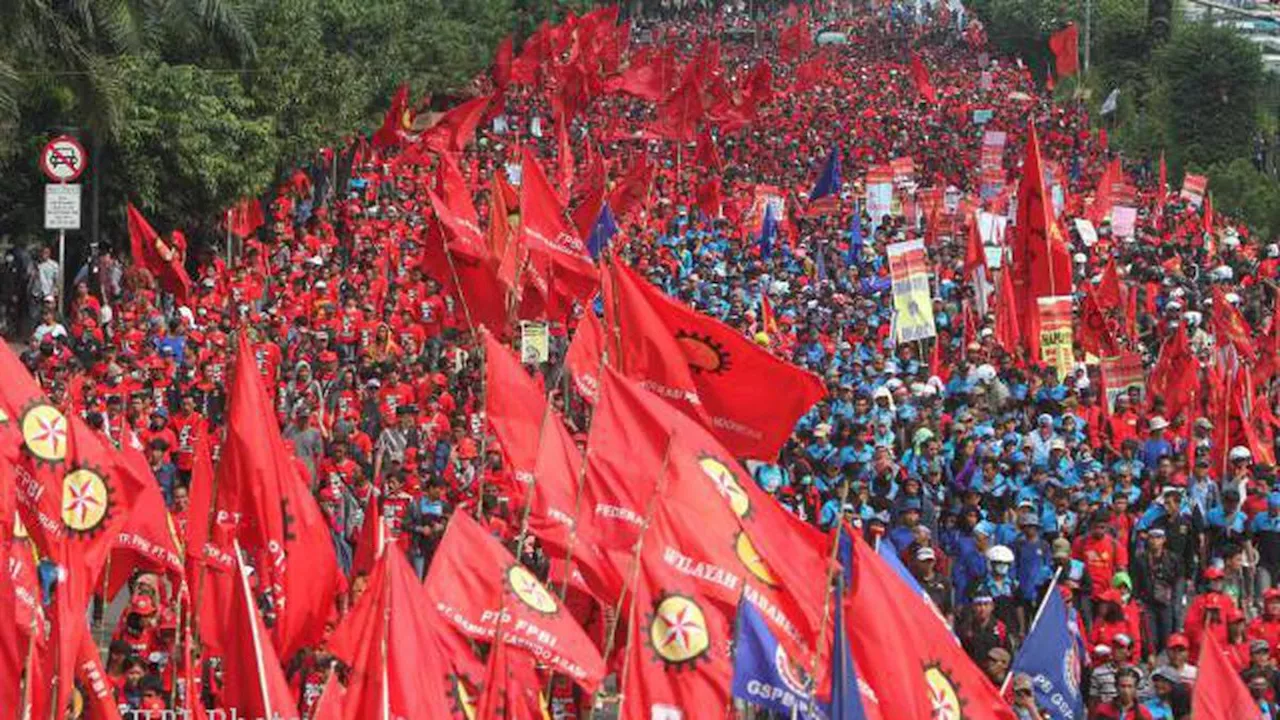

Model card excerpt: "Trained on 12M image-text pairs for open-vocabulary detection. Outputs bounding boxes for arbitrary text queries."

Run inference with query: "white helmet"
[987,545,1014,564]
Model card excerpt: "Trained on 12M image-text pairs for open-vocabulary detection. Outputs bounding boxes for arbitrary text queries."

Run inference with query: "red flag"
[424,512,606,691]
[0,343,150,719]
[583,368,830,648]
[847,532,1015,720]
[419,95,491,156]
[372,84,412,148]
[744,59,775,107]
[695,176,723,219]
[350,494,385,579]
[518,147,599,319]
[127,203,192,302]
[493,35,514,91]
[793,55,828,92]
[0,456,20,716]
[1212,287,1255,361]
[778,18,813,62]
[76,631,123,720]
[1149,325,1199,420]
[483,331,582,553]
[1194,632,1259,719]
[556,116,576,201]
[227,197,265,238]
[1012,126,1073,347]
[910,53,937,103]
[654,73,704,142]
[218,334,343,659]
[607,155,654,219]
[1049,24,1079,77]
[565,311,604,405]
[1204,191,1215,234]
[1096,258,1124,308]
[104,457,184,599]
[604,48,673,102]
[329,544,455,720]
[696,125,723,173]
[994,264,1021,355]
[476,632,550,720]
[219,543,299,719]
[311,670,346,720]
[1078,288,1121,358]
[608,262,827,459]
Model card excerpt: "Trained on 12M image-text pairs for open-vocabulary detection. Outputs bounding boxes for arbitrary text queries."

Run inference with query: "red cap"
[1204,566,1225,580]
[1264,588,1280,602]
[1167,633,1190,650]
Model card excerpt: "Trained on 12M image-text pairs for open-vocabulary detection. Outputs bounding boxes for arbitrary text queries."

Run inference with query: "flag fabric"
[779,18,813,62]
[759,202,777,259]
[909,53,938,103]
[219,542,300,719]
[994,263,1021,356]
[846,532,1015,720]
[482,331,582,553]
[809,147,842,203]
[964,214,991,317]
[586,201,619,260]
[328,543,456,720]
[605,262,828,460]
[217,334,343,659]
[311,670,347,720]
[696,176,723,219]
[847,202,864,266]
[350,495,385,579]
[76,631,123,720]
[831,578,873,720]
[423,512,606,691]
[372,84,412,148]
[1149,325,1199,422]
[1012,126,1073,354]
[1100,89,1119,115]
[418,94,491,155]
[227,197,265,238]
[1193,632,1260,720]
[476,631,551,720]
[0,343,151,720]
[127,203,193,302]
[518,147,599,319]
[761,294,779,340]
[1078,288,1121,358]
[1212,287,1255,362]
[1096,258,1124,309]
[492,35,514,91]
[582,368,831,652]
[565,311,605,405]
[1048,24,1079,78]
[697,124,723,172]
[1204,192,1215,234]
[1008,589,1085,720]
[732,599,827,719]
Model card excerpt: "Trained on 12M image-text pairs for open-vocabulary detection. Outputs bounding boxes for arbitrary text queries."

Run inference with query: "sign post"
[40,135,87,316]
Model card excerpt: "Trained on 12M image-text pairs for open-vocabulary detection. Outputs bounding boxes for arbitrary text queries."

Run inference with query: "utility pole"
[1084,0,1092,74]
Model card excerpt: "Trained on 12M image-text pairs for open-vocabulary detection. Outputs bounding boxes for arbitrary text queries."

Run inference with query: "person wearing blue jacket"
[1011,514,1053,609]
[953,520,994,602]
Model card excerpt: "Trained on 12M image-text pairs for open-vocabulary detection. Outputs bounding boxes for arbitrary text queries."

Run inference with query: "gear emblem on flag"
[506,564,559,616]
[734,532,778,586]
[774,643,812,695]
[21,402,69,464]
[647,593,711,670]
[448,672,479,720]
[60,467,112,536]
[674,330,730,374]
[923,662,968,720]
[700,456,751,518]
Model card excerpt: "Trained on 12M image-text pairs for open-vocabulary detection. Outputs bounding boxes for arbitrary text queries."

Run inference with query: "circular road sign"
[40,135,87,183]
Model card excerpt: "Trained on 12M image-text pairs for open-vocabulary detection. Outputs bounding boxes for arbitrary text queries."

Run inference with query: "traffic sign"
[45,183,82,230]
[40,135,87,183]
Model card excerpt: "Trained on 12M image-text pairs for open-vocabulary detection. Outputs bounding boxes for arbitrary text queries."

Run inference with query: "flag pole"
[1000,565,1064,694]
[805,475,853,714]
[597,436,674,719]
[233,539,274,719]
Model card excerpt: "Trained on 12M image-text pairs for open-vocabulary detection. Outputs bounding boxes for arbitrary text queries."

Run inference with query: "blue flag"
[846,201,863,266]
[809,147,842,202]
[1009,590,1086,720]
[732,600,828,719]
[830,576,870,720]
[758,202,777,259]
[586,201,618,260]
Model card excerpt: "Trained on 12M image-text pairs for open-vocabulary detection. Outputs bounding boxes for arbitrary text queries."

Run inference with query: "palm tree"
[0,0,256,141]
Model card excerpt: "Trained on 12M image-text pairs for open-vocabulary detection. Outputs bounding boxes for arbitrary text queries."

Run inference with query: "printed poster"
[1100,353,1145,412]
[886,239,937,343]
[1037,296,1075,381]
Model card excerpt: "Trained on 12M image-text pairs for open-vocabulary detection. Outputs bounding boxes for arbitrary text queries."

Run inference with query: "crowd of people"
[14,0,1280,718]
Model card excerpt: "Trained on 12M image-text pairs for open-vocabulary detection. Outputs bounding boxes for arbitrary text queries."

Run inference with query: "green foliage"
[114,56,277,231]
[1205,158,1280,241]
[0,0,580,249]
[1156,22,1262,171]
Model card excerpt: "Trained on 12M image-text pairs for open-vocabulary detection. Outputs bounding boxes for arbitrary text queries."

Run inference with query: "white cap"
[1149,416,1169,431]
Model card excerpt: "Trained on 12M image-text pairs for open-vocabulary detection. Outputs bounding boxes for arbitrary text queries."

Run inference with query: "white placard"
[44,183,82,230]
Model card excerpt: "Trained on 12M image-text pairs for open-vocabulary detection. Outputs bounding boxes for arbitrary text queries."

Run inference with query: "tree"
[1157,22,1262,171]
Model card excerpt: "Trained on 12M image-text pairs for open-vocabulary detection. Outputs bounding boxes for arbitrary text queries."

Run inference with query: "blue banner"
[732,601,827,719]
[1009,589,1086,720]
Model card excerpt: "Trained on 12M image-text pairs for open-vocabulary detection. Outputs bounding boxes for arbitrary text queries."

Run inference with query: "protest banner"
[887,239,937,342]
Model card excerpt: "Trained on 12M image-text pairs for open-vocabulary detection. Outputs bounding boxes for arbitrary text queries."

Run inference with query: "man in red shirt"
[1073,512,1125,601]
[169,394,205,484]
